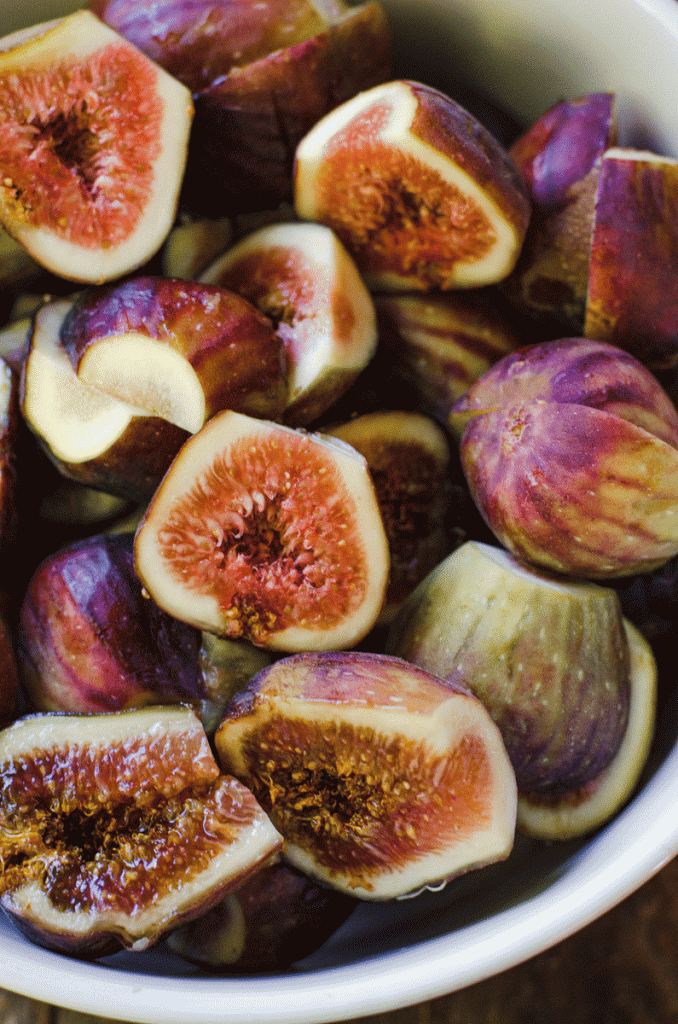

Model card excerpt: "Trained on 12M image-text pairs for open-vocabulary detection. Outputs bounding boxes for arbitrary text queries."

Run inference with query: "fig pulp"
[134,410,390,651]
[0,705,283,956]
[0,11,193,283]
[215,651,517,899]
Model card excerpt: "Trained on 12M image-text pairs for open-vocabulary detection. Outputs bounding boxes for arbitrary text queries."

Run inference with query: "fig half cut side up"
[0,705,283,957]
[214,651,517,900]
[134,410,390,652]
[0,11,193,284]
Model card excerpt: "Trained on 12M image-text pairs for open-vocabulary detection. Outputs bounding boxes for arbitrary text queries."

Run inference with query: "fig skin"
[0,705,283,957]
[0,11,193,284]
[504,92,616,330]
[294,79,531,291]
[59,276,287,431]
[134,409,390,652]
[17,532,204,716]
[584,148,678,370]
[386,541,632,797]
[215,650,517,899]
[0,612,19,727]
[451,338,678,578]
[167,859,358,973]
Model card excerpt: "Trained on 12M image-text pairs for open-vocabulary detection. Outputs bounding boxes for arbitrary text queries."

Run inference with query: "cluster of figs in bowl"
[3,0,678,1020]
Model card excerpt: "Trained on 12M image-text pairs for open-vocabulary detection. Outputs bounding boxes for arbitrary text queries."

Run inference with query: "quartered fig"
[0,11,193,283]
[134,410,390,651]
[450,338,678,577]
[20,299,190,502]
[17,532,203,716]
[326,410,456,623]
[59,276,287,431]
[214,651,517,899]
[294,79,531,291]
[199,221,378,426]
[386,541,656,838]
[504,92,616,330]
[0,705,283,956]
[167,859,357,972]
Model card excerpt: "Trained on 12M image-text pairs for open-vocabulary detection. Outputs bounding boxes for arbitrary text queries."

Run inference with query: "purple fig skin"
[18,532,203,714]
[459,400,678,578]
[450,337,678,448]
[585,149,678,370]
[510,93,616,208]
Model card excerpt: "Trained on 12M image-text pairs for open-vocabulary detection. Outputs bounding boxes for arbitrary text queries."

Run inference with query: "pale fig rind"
[214,651,517,900]
[585,148,678,369]
[0,705,283,956]
[449,336,678,448]
[134,410,390,652]
[0,11,193,284]
[459,399,678,578]
[294,79,531,291]
[517,619,656,840]
[386,541,631,794]
[199,221,378,427]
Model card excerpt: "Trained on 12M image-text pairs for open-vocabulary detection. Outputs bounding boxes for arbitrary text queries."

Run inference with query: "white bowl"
[3,1,678,1021]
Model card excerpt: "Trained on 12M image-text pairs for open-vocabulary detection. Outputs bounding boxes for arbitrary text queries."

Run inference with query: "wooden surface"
[4,853,678,1024]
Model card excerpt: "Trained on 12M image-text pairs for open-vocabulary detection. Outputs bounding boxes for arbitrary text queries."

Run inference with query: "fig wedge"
[294,80,531,290]
[0,11,193,284]
[199,222,378,426]
[0,705,283,957]
[134,410,390,651]
[214,651,517,899]
[59,276,287,431]
[20,299,190,502]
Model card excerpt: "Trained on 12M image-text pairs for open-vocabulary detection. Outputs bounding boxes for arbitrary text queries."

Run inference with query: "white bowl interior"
[3,0,678,1021]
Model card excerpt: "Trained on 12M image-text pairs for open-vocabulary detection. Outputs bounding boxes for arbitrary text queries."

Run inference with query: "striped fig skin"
[459,400,678,578]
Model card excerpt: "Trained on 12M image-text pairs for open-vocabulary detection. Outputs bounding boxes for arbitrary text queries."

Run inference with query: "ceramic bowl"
[2,1,678,1021]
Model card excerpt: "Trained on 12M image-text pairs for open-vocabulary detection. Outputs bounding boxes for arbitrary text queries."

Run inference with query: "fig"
[197,632,273,736]
[167,859,357,972]
[20,299,190,502]
[504,92,616,330]
[59,276,287,431]
[17,532,204,716]
[325,410,457,623]
[0,705,283,956]
[0,11,193,283]
[450,338,678,577]
[161,216,233,281]
[0,612,18,727]
[374,290,521,425]
[134,410,390,651]
[293,79,531,291]
[386,542,629,787]
[584,148,678,369]
[214,651,517,899]
[199,221,378,426]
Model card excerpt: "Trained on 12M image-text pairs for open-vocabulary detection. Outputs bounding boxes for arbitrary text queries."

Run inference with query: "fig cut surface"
[134,410,390,651]
[214,651,517,899]
[0,11,193,283]
[0,705,283,956]
[294,80,530,291]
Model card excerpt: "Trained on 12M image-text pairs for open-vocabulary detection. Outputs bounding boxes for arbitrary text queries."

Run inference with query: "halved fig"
[374,290,521,425]
[214,651,517,899]
[199,222,378,426]
[134,410,390,651]
[504,92,616,330]
[386,541,633,798]
[20,299,190,502]
[0,11,193,284]
[294,80,531,291]
[17,532,204,716]
[0,705,283,956]
[326,410,456,623]
[167,859,358,972]
[59,276,287,431]
[584,148,678,369]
